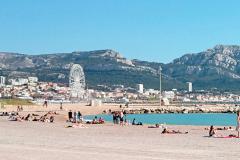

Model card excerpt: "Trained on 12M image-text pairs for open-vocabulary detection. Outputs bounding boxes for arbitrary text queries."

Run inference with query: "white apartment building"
[0,76,6,86]
[28,77,38,83]
[187,82,192,92]
[136,84,144,94]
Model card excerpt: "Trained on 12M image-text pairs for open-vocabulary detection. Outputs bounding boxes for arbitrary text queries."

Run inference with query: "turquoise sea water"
[84,113,237,126]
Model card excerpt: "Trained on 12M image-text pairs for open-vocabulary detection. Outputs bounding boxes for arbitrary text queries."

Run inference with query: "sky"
[0,0,240,63]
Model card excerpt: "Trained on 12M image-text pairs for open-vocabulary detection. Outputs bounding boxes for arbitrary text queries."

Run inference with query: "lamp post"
[159,66,162,107]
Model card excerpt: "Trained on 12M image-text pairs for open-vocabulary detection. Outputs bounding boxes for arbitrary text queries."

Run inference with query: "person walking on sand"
[237,111,240,138]
[60,102,63,110]
[43,100,48,108]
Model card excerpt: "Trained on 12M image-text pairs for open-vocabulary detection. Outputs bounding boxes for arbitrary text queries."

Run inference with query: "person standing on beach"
[68,110,72,122]
[17,106,20,112]
[43,100,48,108]
[73,111,77,123]
[209,125,215,137]
[237,111,240,138]
[77,111,81,123]
[120,111,124,126]
[60,102,63,110]
[112,112,116,124]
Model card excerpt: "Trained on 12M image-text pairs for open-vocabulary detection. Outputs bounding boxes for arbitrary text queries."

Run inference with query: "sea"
[84,113,238,126]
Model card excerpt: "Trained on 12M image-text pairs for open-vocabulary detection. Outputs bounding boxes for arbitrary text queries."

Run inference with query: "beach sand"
[0,103,239,160]
[0,102,121,115]
[0,115,239,160]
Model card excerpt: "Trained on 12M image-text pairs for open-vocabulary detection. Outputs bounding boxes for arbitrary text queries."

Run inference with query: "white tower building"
[136,84,144,94]
[0,76,6,86]
[187,82,192,92]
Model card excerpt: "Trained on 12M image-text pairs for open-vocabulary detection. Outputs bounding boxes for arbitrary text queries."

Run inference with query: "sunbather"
[148,124,160,128]
[162,128,188,134]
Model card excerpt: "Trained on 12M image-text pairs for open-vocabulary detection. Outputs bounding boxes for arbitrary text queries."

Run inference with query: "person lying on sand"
[8,115,24,122]
[148,124,160,128]
[161,128,188,134]
[216,127,233,130]
[0,112,8,116]
[205,126,234,131]
[86,117,105,124]
[32,116,39,121]
[65,124,87,128]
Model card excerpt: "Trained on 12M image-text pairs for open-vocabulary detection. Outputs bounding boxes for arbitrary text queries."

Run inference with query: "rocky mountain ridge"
[1,45,240,90]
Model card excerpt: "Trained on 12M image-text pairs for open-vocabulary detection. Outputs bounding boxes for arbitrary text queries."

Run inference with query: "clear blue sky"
[0,0,240,63]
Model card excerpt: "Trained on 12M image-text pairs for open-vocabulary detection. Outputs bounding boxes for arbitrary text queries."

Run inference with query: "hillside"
[1,45,240,91]
[0,50,184,90]
[166,45,240,90]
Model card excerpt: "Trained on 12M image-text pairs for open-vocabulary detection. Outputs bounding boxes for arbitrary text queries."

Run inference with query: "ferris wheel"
[69,64,86,98]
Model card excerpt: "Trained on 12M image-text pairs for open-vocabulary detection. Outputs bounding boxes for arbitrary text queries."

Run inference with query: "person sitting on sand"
[92,116,98,124]
[132,118,136,125]
[209,125,216,137]
[24,114,31,121]
[228,127,234,130]
[39,115,46,122]
[49,116,54,123]
[161,128,188,134]
[132,118,143,125]
[98,117,104,124]
[32,116,38,121]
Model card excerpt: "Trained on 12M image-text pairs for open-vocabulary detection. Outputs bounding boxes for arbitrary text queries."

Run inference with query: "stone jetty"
[103,104,240,114]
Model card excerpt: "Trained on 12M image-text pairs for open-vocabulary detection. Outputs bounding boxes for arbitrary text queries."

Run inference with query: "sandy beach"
[0,104,239,160]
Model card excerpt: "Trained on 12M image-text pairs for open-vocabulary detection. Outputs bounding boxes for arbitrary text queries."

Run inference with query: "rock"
[182,109,189,114]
